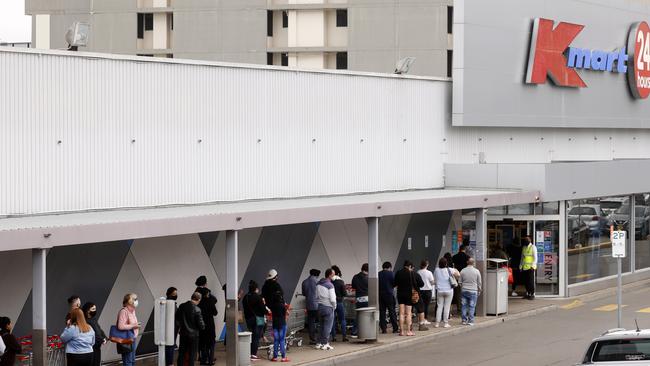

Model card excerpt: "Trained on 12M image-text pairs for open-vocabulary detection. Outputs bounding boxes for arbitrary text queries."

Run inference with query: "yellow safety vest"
[521,244,536,270]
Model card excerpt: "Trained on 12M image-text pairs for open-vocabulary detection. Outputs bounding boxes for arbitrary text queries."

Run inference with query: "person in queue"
[81,302,107,366]
[165,287,179,366]
[195,275,218,365]
[61,308,95,366]
[394,260,423,336]
[416,260,434,328]
[460,258,482,326]
[330,265,348,342]
[242,280,266,361]
[0,317,21,366]
[433,257,454,328]
[378,262,399,334]
[117,293,140,366]
[315,268,336,350]
[301,269,320,345]
[176,292,205,365]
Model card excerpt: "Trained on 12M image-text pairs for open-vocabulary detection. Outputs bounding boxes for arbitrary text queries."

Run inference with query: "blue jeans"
[461,290,478,324]
[318,305,334,345]
[121,349,136,366]
[330,302,347,339]
[273,325,287,358]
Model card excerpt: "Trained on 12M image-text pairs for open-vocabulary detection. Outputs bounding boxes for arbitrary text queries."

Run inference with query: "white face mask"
[134,300,139,308]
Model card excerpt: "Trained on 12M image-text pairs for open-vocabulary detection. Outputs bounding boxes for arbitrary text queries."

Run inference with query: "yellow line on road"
[561,300,584,310]
[637,307,650,313]
[594,304,627,312]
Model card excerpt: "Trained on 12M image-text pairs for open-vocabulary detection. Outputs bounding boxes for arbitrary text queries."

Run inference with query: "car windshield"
[569,207,597,216]
[592,339,650,362]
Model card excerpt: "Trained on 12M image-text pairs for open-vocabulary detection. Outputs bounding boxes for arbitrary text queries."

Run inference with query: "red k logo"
[526,18,587,88]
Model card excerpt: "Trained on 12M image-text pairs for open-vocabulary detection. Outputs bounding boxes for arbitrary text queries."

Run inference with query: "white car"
[578,328,650,365]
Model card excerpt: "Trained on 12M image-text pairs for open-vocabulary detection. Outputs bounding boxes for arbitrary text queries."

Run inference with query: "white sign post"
[154,298,176,366]
[612,230,627,328]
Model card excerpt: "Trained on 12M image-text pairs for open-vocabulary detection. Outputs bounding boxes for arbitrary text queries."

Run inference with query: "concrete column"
[367,217,379,309]
[475,209,488,317]
[32,248,47,366]
[225,230,239,366]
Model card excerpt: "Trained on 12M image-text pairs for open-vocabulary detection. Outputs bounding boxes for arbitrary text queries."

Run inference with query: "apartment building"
[25,0,453,77]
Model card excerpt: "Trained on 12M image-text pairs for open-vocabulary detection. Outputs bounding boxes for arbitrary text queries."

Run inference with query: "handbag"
[109,325,135,344]
[246,294,266,327]
[448,268,459,288]
[507,267,514,285]
[409,271,420,304]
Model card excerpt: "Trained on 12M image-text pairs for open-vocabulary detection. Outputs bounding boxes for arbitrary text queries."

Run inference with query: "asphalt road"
[344,286,650,366]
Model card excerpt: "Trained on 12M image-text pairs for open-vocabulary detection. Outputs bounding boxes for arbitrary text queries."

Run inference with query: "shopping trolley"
[16,335,65,366]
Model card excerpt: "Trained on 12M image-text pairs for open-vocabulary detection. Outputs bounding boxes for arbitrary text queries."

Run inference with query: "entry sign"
[612,231,627,258]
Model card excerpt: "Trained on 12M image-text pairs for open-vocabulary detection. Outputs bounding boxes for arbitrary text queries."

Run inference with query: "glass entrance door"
[487,219,560,296]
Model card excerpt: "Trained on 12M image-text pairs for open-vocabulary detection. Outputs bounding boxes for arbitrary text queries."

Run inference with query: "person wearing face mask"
[117,293,141,366]
[165,287,179,366]
[81,302,107,366]
[0,316,21,366]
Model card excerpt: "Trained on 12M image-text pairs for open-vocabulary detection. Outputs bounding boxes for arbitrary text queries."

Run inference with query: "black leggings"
[66,352,94,366]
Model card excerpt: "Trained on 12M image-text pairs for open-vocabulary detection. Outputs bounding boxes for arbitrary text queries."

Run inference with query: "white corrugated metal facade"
[0,48,447,216]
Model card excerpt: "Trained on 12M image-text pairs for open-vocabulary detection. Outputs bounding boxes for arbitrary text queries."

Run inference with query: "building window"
[281,53,288,66]
[336,9,348,27]
[447,50,452,77]
[267,53,274,66]
[447,6,453,34]
[267,11,273,36]
[145,13,154,31]
[137,13,144,39]
[336,52,348,70]
[282,11,288,28]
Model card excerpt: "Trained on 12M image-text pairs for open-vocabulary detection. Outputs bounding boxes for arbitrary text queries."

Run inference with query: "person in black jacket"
[242,281,267,361]
[0,317,21,366]
[176,292,206,366]
[329,265,348,342]
[194,275,217,365]
[81,302,107,366]
[261,269,284,307]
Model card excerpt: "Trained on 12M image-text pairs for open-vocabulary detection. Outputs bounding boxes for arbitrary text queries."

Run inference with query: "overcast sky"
[0,0,31,43]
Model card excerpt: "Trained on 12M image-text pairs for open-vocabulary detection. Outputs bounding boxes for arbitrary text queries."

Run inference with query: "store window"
[634,193,650,270]
[535,220,560,295]
[568,196,631,285]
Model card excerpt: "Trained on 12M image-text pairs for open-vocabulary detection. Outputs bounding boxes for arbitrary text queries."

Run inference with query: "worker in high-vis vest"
[519,236,537,300]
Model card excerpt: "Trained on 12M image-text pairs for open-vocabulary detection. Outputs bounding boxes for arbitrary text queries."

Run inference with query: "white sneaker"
[511,291,518,297]
[443,323,451,328]
[468,323,475,326]
[434,323,440,328]
[422,320,431,325]
[461,321,467,325]
[322,343,334,351]
[315,343,323,350]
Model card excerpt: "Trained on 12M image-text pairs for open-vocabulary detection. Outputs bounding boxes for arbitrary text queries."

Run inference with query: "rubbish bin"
[238,331,252,366]
[486,258,509,316]
[355,307,378,341]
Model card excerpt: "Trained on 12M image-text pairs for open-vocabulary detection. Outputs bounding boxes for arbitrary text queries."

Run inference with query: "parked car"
[600,198,626,216]
[577,328,650,365]
[607,205,650,239]
[567,205,609,237]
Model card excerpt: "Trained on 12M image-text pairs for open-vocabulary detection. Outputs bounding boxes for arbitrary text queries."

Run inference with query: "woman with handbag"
[242,281,266,361]
[116,293,140,366]
[60,308,95,366]
[433,257,456,328]
[394,260,423,336]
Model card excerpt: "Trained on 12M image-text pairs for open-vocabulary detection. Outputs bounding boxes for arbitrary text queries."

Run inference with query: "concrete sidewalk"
[122,297,556,366]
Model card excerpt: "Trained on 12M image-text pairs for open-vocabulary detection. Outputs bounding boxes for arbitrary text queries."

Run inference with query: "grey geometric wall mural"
[0,213,455,362]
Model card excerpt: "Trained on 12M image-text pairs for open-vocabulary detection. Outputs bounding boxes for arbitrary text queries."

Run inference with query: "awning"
[0,188,538,251]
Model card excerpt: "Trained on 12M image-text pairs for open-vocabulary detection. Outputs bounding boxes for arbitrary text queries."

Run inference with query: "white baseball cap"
[266,269,278,280]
